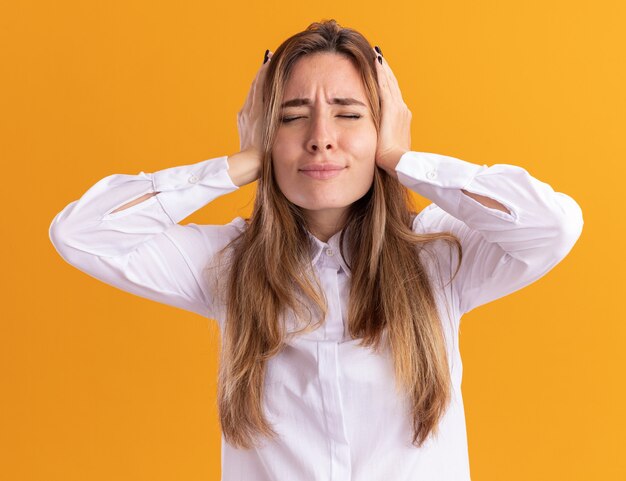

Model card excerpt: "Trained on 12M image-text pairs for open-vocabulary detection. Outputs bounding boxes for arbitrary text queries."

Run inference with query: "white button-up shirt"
[48,151,584,480]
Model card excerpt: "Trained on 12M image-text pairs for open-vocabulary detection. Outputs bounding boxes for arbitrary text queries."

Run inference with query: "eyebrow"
[280,97,367,108]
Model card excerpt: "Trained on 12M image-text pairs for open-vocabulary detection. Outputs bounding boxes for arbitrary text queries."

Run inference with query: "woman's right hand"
[228,50,273,187]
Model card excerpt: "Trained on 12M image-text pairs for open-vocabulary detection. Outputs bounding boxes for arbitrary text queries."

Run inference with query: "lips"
[298,162,346,180]
[298,163,346,171]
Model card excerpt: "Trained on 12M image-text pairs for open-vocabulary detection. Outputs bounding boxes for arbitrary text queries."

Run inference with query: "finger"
[243,52,272,115]
[250,71,260,114]
[251,52,273,113]
[374,48,403,104]
[381,56,400,92]
[241,74,258,115]
[374,49,393,102]
[373,48,400,106]
[379,55,401,104]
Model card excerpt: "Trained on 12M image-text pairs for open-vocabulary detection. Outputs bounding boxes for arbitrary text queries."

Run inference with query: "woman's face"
[271,52,378,230]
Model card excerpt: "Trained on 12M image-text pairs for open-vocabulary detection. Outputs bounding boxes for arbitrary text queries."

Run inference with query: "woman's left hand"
[373,47,412,177]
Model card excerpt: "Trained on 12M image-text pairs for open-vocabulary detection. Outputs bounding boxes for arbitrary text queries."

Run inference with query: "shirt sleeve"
[48,154,243,320]
[395,151,584,315]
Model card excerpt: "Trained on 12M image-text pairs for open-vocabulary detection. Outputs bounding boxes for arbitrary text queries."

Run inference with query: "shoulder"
[160,217,247,323]
[413,203,462,236]
[411,204,463,299]
[412,203,468,262]
[191,216,247,246]
[153,217,247,292]
[408,204,463,326]
[164,216,246,254]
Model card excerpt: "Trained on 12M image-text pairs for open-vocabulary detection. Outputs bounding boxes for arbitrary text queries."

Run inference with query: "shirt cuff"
[395,151,487,190]
[394,151,489,216]
[151,155,239,223]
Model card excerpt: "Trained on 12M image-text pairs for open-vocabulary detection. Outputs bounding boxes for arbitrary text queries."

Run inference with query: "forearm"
[382,150,510,213]
[461,189,510,214]
[110,152,257,216]
[111,192,160,213]
[226,150,262,187]
[49,154,239,259]
[395,150,584,261]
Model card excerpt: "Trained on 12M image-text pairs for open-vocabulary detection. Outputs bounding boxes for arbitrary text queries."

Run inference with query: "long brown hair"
[209,19,463,450]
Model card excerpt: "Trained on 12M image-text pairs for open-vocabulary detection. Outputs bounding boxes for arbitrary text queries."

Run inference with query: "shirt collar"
[233,217,352,277]
[306,229,352,277]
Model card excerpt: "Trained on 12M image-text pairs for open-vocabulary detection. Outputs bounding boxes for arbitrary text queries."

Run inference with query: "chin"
[294,201,339,210]
[286,196,336,208]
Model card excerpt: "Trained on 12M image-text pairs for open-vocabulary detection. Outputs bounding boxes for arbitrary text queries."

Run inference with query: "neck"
[304,207,348,243]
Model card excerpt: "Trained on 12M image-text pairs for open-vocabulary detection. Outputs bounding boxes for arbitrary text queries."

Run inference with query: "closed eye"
[280,114,362,123]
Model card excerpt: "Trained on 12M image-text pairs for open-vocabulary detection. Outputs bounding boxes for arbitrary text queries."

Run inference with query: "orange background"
[2,1,624,480]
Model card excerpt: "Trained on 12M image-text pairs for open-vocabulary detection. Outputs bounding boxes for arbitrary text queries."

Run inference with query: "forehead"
[283,52,366,97]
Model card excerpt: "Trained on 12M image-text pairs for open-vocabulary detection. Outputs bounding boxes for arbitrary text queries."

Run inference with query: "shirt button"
[188,174,199,184]
[426,170,437,180]
[325,248,334,256]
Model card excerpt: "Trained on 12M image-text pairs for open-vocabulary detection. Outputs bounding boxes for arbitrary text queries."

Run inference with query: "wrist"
[378,149,409,177]
[227,150,262,187]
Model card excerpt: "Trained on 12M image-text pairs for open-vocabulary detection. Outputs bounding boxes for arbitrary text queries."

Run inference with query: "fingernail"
[374,45,383,57]
[263,49,269,64]
[377,55,383,65]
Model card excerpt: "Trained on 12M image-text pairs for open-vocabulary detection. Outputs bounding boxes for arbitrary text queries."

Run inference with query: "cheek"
[272,126,297,151]
[356,163,376,194]
[271,134,296,173]
[270,155,295,199]
[346,126,378,156]
[271,132,306,198]
[271,140,290,165]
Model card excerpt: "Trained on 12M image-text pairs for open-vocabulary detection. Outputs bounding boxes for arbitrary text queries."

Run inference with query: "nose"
[306,113,335,153]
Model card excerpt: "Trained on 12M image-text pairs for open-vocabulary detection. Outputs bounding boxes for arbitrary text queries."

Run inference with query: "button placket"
[319,264,343,341]
[314,239,346,340]
[316,341,352,480]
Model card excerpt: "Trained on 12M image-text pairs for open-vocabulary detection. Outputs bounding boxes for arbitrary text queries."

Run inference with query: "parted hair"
[209,19,463,450]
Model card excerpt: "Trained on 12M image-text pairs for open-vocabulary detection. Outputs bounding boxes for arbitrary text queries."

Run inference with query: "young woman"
[49,19,584,481]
